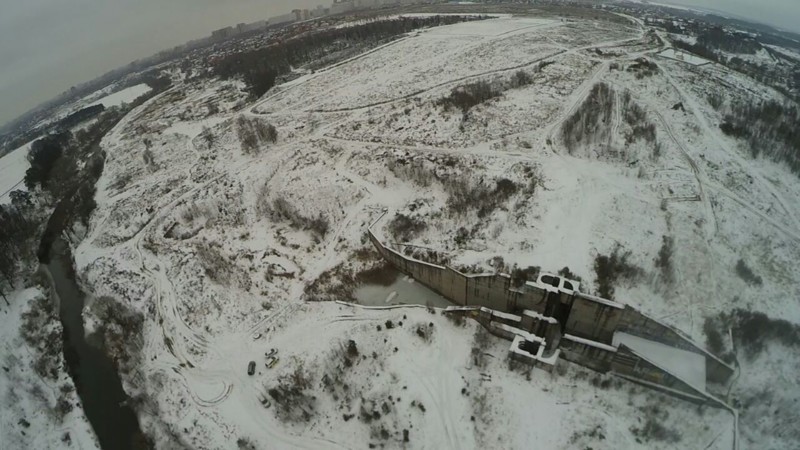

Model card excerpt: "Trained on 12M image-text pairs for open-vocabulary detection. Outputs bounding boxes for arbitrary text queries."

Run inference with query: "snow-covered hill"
[72,14,800,449]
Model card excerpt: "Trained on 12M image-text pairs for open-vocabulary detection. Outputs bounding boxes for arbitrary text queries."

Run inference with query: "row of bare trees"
[720,100,800,174]
[562,83,615,155]
[236,116,277,154]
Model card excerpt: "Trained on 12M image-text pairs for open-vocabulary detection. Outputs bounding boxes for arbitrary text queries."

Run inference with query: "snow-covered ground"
[668,33,698,46]
[0,141,31,203]
[0,287,98,449]
[88,83,152,109]
[764,44,800,62]
[68,14,800,449]
[658,48,712,65]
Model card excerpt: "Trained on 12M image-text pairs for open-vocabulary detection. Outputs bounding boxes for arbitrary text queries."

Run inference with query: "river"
[44,238,144,449]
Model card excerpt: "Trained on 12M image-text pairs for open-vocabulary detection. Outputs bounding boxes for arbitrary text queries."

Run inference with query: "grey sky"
[0,0,798,127]
[0,0,319,127]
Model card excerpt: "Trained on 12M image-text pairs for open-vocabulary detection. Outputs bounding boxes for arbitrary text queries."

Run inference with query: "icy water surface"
[354,269,453,308]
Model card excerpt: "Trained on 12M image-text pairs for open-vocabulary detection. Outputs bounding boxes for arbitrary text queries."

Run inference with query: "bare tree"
[201,126,215,148]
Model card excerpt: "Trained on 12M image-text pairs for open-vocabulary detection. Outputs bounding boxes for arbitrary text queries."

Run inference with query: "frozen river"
[354,269,453,308]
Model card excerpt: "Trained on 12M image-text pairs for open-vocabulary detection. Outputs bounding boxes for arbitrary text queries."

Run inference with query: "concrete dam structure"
[368,214,734,404]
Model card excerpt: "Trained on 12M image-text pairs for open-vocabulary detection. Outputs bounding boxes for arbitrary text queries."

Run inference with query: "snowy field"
[89,83,152,109]
[0,141,31,203]
[253,18,632,114]
[658,48,712,66]
[59,14,800,449]
[765,43,800,62]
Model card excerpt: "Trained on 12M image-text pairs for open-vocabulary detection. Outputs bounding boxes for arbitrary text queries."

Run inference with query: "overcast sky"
[0,0,319,127]
[653,0,800,29]
[0,0,798,127]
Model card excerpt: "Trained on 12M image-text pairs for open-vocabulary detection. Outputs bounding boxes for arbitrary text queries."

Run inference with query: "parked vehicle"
[247,361,256,375]
[265,348,278,358]
[259,397,271,408]
[265,356,279,369]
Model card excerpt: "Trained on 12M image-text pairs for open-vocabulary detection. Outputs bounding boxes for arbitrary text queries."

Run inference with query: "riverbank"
[0,285,98,449]
[45,238,145,449]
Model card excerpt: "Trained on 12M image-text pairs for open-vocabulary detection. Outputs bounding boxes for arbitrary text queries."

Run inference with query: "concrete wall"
[371,231,556,315]
[369,227,733,385]
[508,347,557,373]
[510,287,549,315]
[559,336,617,372]
[370,230,520,309]
[464,274,513,310]
[369,231,467,305]
[565,298,624,344]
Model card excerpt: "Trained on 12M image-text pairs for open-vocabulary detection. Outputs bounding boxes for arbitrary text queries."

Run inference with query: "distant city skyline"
[649,0,800,32]
[0,0,798,127]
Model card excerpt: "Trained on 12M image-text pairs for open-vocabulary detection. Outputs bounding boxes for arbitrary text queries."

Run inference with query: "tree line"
[561,83,615,155]
[696,27,762,55]
[672,38,800,101]
[0,113,115,303]
[720,100,800,175]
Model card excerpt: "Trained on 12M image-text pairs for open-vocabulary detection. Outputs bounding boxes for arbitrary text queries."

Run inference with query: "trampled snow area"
[0,141,31,203]
[70,13,799,449]
[89,83,152,108]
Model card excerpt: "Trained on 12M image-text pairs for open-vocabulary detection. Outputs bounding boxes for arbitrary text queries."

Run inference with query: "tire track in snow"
[605,78,719,241]
[171,366,233,407]
[651,106,719,240]
[125,162,258,412]
[411,320,467,450]
[660,65,800,233]
[435,330,465,450]
[327,315,379,325]
[544,61,610,150]
[132,175,226,365]
[246,116,364,336]
[248,34,418,115]
[253,20,571,116]
[600,76,719,242]
[418,376,457,450]
[645,79,800,245]
[306,50,568,114]
[704,180,800,243]
[539,20,652,153]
